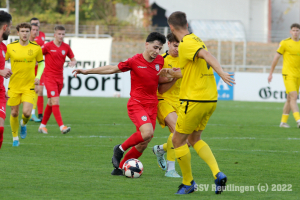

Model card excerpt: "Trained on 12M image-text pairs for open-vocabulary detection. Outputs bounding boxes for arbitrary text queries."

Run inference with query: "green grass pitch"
[0,97,299,199]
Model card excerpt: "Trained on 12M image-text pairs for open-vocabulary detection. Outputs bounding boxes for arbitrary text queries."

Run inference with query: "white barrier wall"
[234,72,299,102]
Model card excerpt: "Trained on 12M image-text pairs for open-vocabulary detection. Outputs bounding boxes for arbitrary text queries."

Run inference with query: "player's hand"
[220,72,235,86]
[68,60,77,68]
[157,68,174,78]
[34,78,40,85]
[34,85,39,93]
[268,74,272,83]
[5,92,9,100]
[72,69,87,78]
[0,68,12,79]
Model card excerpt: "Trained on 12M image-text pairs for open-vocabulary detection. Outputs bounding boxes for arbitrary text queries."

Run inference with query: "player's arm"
[68,57,77,67]
[158,67,182,78]
[197,49,235,86]
[2,50,12,78]
[158,78,178,94]
[268,53,281,83]
[35,47,45,84]
[72,65,121,77]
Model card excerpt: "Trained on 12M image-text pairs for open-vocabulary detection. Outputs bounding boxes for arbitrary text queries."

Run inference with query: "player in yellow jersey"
[29,23,41,122]
[159,11,235,194]
[5,23,44,146]
[152,33,181,178]
[268,23,300,128]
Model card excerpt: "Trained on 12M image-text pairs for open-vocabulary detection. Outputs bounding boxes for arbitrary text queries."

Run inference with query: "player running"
[0,11,13,149]
[30,17,46,122]
[72,32,168,176]
[159,11,235,194]
[38,25,76,134]
[5,23,44,146]
[268,23,300,128]
[152,33,181,178]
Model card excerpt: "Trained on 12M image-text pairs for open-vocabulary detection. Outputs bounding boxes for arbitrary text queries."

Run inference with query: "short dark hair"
[168,11,188,30]
[146,32,166,44]
[291,23,300,29]
[16,23,31,31]
[0,10,12,28]
[31,23,38,27]
[55,25,66,31]
[167,33,179,43]
[30,17,39,23]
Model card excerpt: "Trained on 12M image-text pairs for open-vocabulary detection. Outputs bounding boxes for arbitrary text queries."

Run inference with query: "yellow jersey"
[157,51,181,103]
[277,38,300,77]
[5,40,43,92]
[178,33,217,101]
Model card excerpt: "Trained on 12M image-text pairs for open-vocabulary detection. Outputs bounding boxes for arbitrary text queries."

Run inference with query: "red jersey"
[42,41,74,78]
[118,54,164,105]
[34,31,45,46]
[0,42,7,93]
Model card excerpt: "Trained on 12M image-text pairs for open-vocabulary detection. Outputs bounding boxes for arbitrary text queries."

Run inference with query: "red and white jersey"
[34,31,45,46]
[42,41,74,78]
[0,42,7,93]
[118,53,164,105]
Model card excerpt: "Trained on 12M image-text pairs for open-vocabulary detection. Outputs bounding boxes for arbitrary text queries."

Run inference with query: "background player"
[0,11,13,149]
[30,17,46,122]
[29,23,42,122]
[268,23,300,128]
[152,33,181,178]
[72,32,168,176]
[38,25,76,134]
[159,11,235,194]
[6,23,44,146]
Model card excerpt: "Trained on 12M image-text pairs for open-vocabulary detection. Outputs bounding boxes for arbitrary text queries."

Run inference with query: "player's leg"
[8,91,21,146]
[20,102,33,139]
[10,105,20,146]
[39,98,52,134]
[0,98,7,149]
[289,91,300,126]
[280,95,291,128]
[0,117,4,149]
[30,89,40,122]
[37,85,44,120]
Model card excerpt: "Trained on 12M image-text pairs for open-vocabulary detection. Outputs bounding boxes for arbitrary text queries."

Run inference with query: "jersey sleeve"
[277,40,285,55]
[5,47,9,60]
[36,47,44,62]
[67,46,75,59]
[41,43,48,55]
[181,37,203,61]
[118,57,133,72]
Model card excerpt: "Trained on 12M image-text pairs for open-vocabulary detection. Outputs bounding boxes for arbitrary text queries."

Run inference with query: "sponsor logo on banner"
[259,86,288,99]
[214,72,234,100]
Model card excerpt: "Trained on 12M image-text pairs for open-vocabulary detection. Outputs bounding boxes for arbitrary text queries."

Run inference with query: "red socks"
[37,96,44,115]
[119,146,142,168]
[121,131,144,151]
[41,104,52,125]
[0,126,3,149]
[52,105,63,127]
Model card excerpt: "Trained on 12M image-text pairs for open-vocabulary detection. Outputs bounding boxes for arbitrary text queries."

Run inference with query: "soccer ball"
[122,159,143,178]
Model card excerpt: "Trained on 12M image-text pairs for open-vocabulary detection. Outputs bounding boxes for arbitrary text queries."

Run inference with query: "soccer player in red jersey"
[30,18,46,121]
[0,11,13,149]
[72,32,167,175]
[38,25,77,134]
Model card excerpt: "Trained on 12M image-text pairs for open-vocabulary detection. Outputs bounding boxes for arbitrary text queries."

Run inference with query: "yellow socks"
[193,140,220,179]
[22,114,30,125]
[10,115,19,137]
[281,114,289,123]
[166,133,175,162]
[174,144,193,185]
[293,112,300,122]
[163,143,167,152]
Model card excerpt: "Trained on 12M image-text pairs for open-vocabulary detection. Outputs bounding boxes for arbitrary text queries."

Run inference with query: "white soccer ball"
[122,158,143,178]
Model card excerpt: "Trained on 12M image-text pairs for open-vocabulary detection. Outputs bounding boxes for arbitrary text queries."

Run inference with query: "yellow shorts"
[175,101,217,134]
[283,75,300,94]
[7,89,35,106]
[157,100,180,129]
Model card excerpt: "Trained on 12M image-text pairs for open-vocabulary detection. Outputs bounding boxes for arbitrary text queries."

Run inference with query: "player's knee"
[23,113,31,118]
[141,129,153,140]
[11,112,18,118]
